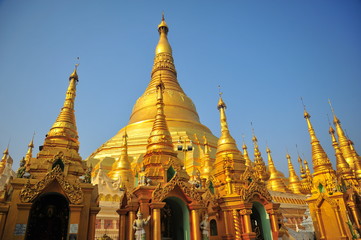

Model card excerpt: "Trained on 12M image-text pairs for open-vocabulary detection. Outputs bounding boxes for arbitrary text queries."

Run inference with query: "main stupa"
[87,15,218,176]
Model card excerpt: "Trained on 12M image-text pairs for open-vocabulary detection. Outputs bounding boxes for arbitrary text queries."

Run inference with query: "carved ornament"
[152,172,203,206]
[20,165,83,204]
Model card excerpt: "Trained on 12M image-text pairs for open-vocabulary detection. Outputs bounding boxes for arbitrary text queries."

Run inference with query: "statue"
[16,158,26,178]
[200,214,210,240]
[133,211,151,240]
[82,165,92,183]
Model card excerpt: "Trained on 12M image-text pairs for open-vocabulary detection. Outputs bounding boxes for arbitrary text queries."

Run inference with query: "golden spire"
[155,13,172,55]
[347,139,361,182]
[298,156,312,194]
[286,154,302,194]
[329,126,357,185]
[200,136,213,180]
[34,66,84,178]
[108,131,133,187]
[145,79,176,157]
[216,96,239,154]
[213,94,245,194]
[329,101,357,170]
[266,147,290,192]
[242,135,253,168]
[45,65,79,148]
[127,14,203,131]
[252,131,269,182]
[0,147,9,174]
[303,107,336,192]
[25,133,35,164]
[298,156,306,179]
[303,159,312,179]
[303,109,335,176]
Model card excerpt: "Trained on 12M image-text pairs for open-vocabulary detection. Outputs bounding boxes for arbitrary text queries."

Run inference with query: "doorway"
[251,202,273,240]
[161,197,190,240]
[26,192,69,240]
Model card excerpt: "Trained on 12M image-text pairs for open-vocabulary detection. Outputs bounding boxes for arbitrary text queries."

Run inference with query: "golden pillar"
[189,204,202,240]
[349,202,361,229]
[150,202,166,240]
[266,202,280,240]
[315,208,326,239]
[128,210,136,240]
[239,203,256,240]
[333,206,347,239]
[117,209,128,240]
[232,209,242,240]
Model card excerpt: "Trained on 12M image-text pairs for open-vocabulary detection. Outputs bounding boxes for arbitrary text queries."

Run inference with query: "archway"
[251,202,272,240]
[161,197,190,240]
[26,192,69,240]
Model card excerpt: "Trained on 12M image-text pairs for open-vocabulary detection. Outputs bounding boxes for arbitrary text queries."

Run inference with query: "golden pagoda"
[87,16,296,240]
[88,15,218,178]
[0,67,100,240]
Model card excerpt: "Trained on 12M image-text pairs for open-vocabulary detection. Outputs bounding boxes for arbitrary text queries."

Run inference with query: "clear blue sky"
[0,1,360,175]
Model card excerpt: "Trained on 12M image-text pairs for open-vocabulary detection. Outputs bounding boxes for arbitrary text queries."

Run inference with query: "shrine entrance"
[251,202,272,240]
[26,192,69,240]
[161,197,190,240]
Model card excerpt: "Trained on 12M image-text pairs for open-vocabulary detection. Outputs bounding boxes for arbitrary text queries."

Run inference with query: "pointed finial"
[217,86,226,109]
[301,97,306,110]
[251,122,257,142]
[218,85,223,98]
[328,99,335,115]
[162,11,165,21]
[69,61,79,81]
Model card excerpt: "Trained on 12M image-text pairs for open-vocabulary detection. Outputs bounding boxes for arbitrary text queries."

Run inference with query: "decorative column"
[88,207,101,240]
[232,209,242,240]
[333,206,347,239]
[348,202,361,229]
[189,204,202,240]
[150,202,166,240]
[266,203,280,240]
[315,208,325,240]
[117,209,128,240]
[239,203,256,240]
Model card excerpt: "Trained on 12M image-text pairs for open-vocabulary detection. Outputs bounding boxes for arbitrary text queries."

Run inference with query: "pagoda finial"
[251,127,269,182]
[329,100,359,171]
[302,104,336,191]
[286,154,302,194]
[329,126,356,184]
[213,92,245,193]
[156,13,171,54]
[145,77,176,157]
[242,134,253,168]
[24,133,35,167]
[303,104,333,174]
[34,66,84,179]
[266,146,289,192]
[108,131,133,186]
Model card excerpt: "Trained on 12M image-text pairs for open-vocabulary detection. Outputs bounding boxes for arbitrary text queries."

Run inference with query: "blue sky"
[0,1,360,175]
